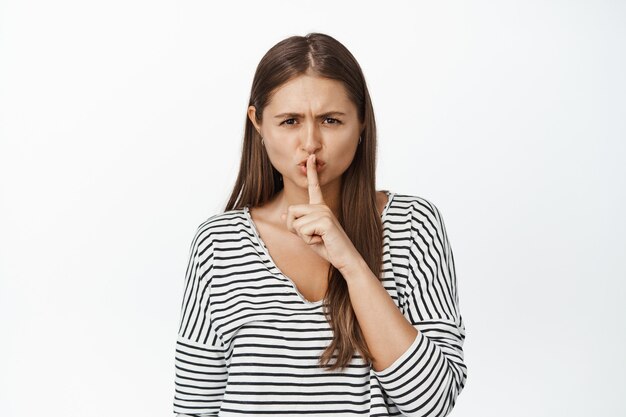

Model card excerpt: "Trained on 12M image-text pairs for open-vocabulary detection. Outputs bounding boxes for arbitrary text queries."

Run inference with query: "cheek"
[341,148,358,167]
[330,141,359,171]
[267,130,300,154]
[264,141,294,170]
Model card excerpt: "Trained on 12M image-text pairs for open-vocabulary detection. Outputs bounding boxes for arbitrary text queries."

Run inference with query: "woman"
[173,32,467,416]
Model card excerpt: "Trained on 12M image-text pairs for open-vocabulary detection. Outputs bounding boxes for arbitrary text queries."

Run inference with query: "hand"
[280,154,364,273]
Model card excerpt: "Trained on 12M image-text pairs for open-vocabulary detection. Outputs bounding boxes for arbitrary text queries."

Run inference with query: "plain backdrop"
[1,1,625,416]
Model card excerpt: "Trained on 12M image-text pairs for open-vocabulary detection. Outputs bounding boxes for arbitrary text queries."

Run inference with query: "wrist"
[339,256,373,285]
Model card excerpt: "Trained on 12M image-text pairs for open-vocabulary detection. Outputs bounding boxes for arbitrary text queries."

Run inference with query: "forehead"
[265,74,354,113]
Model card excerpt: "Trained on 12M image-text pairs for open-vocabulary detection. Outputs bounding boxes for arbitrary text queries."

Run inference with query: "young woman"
[173,32,467,417]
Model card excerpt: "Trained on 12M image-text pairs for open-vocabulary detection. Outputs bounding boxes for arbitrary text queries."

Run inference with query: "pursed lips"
[298,158,325,167]
[297,158,325,174]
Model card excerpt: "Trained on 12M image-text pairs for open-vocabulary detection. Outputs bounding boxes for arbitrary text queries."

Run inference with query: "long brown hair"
[224,32,383,371]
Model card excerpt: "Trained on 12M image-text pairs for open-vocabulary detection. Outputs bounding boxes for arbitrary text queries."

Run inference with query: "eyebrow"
[273,111,347,119]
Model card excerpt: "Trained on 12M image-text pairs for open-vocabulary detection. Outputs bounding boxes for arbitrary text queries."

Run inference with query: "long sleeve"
[372,200,468,417]
[173,224,227,416]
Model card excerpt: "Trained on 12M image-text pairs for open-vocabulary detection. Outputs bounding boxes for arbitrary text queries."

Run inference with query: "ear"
[248,105,262,135]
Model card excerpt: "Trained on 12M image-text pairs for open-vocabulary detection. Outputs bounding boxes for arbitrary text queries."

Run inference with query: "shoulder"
[388,192,444,223]
[387,192,449,244]
[189,208,250,252]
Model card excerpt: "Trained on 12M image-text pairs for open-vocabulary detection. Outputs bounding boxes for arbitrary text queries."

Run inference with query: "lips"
[298,156,325,167]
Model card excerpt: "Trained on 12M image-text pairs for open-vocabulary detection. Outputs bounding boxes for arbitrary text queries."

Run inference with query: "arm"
[173,224,227,416]
[342,200,467,417]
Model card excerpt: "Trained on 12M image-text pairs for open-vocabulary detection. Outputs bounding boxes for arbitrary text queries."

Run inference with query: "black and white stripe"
[173,191,467,416]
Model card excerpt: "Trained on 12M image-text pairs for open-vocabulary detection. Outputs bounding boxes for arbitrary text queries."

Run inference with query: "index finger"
[307,154,324,205]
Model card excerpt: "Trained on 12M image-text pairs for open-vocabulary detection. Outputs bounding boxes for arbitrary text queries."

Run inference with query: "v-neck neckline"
[243,190,395,305]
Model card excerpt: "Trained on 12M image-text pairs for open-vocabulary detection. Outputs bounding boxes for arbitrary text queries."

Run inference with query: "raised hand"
[280,154,363,273]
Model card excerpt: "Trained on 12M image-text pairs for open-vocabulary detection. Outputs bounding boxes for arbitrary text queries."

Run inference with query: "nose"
[302,122,322,155]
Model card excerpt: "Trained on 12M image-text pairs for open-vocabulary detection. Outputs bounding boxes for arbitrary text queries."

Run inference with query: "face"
[248,73,363,190]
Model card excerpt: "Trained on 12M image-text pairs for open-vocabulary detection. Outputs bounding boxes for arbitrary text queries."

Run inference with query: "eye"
[280,118,297,126]
[324,117,342,124]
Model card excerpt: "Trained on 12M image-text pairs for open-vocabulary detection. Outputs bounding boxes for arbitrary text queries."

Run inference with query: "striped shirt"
[173,191,467,416]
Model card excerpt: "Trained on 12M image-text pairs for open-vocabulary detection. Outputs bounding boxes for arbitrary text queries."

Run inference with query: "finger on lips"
[279,154,324,229]
[307,154,324,205]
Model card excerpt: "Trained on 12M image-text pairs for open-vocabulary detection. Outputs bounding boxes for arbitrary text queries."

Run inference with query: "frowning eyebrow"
[273,111,347,119]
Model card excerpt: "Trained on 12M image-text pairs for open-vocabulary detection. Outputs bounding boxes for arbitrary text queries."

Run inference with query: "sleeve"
[172,224,228,416]
[371,200,468,417]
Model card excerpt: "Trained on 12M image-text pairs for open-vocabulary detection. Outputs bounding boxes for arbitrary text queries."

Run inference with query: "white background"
[1,1,625,416]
